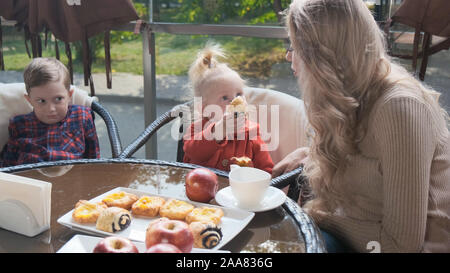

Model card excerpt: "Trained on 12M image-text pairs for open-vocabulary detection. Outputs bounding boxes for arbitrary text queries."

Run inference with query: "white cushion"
[244,87,310,164]
[0,82,98,150]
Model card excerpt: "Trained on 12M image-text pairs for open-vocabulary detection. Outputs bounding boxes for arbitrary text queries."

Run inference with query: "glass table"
[0,159,325,253]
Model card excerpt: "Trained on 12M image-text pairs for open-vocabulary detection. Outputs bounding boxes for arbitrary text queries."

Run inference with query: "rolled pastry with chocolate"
[189,222,223,249]
[96,207,132,233]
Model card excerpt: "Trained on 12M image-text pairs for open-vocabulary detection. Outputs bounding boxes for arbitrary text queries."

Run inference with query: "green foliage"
[157,0,290,24]
[249,11,278,24]
[132,2,149,22]
[154,33,286,78]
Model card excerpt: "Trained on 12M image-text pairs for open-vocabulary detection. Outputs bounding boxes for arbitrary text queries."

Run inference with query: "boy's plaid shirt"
[0,105,100,167]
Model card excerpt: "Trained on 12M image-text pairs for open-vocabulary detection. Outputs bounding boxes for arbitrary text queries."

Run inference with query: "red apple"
[185,168,219,203]
[145,243,182,253]
[93,236,139,253]
[145,218,194,253]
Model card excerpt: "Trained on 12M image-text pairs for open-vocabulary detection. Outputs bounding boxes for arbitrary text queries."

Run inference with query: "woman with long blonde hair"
[274,0,450,252]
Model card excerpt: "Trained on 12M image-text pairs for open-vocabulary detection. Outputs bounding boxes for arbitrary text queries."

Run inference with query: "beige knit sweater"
[310,87,450,253]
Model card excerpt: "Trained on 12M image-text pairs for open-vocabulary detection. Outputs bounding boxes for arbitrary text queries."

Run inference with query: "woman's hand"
[272,147,310,178]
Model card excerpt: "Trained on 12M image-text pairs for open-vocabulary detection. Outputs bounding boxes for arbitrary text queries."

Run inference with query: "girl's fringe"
[188,42,226,85]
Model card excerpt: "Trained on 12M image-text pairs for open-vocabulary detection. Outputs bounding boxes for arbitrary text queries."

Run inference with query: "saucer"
[215,186,287,212]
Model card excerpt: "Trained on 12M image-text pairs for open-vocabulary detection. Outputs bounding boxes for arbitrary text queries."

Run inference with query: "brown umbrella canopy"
[0,0,29,70]
[387,0,450,81]
[0,0,29,24]
[391,0,450,37]
[28,0,139,43]
[1,0,139,95]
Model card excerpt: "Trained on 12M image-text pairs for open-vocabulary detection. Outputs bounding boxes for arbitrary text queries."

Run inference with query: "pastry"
[132,196,166,217]
[230,156,253,167]
[72,200,107,224]
[96,207,132,233]
[226,96,247,115]
[189,222,223,249]
[159,198,195,220]
[102,191,139,210]
[185,206,224,225]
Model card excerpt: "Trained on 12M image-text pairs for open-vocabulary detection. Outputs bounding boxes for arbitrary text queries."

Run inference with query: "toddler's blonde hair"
[188,42,244,97]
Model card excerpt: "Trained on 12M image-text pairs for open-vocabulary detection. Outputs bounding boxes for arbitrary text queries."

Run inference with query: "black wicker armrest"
[91,101,123,158]
[270,166,304,202]
[283,197,327,252]
[119,102,192,159]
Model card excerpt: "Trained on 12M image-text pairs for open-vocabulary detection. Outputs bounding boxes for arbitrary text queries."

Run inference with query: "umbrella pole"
[82,32,95,96]
[65,43,73,84]
[0,19,4,71]
[104,30,112,89]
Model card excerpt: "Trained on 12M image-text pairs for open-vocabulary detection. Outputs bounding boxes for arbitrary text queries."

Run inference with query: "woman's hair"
[188,42,245,97]
[286,0,448,210]
[23,57,71,93]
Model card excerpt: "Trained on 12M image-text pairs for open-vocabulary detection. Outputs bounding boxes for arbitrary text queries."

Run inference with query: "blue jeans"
[320,229,353,253]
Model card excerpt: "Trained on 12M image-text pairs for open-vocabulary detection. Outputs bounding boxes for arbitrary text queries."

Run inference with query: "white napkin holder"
[0,172,52,237]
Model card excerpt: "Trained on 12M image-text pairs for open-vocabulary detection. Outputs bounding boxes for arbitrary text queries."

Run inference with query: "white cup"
[228,165,271,209]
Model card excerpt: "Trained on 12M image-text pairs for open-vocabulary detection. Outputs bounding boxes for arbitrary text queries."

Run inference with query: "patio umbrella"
[28,0,139,95]
[1,0,139,95]
[0,1,28,23]
[0,0,29,70]
[391,0,450,37]
[386,0,450,80]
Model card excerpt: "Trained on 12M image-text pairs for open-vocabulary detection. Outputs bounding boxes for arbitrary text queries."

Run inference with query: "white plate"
[57,187,254,250]
[57,234,231,253]
[215,186,286,212]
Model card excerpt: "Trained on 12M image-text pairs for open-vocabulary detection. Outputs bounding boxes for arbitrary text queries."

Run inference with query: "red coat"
[183,118,273,173]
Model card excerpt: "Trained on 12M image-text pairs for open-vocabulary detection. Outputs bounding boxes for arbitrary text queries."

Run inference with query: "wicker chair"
[89,100,122,158]
[0,83,122,158]
[119,87,310,202]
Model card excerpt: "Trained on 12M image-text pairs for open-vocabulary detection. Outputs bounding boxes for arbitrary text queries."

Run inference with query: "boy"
[0,58,100,167]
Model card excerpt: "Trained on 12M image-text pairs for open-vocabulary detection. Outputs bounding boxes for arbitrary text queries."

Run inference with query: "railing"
[117,21,288,158]
[118,22,287,38]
